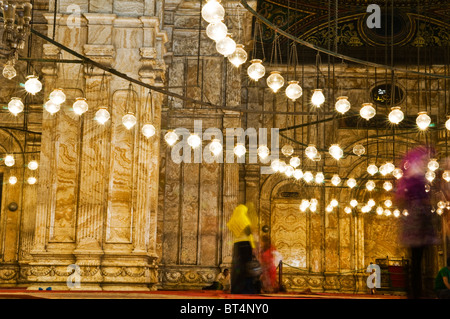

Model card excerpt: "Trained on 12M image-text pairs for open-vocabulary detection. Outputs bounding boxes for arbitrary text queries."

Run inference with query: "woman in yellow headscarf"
[227,203,261,294]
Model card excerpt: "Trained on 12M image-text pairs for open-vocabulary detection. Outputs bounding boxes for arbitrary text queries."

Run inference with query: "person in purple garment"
[395,145,440,299]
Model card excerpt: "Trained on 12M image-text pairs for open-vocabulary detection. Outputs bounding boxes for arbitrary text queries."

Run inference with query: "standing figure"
[395,145,439,298]
[227,204,261,294]
[260,235,281,293]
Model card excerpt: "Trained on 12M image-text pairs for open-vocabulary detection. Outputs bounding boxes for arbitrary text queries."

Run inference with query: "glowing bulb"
[310,199,318,206]
[187,133,202,149]
[347,178,357,188]
[437,201,446,209]
[227,44,247,67]
[388,107,404,124]
[303,171,313,183]
[437,208,443,216]
[216,35,236,57]
[281,144,294,156]
[428,159,439,172]
[8,97,24,115]
[393,168,403,179]
[443,170,450,182]
[425,170,435,182]
[385,162,395,174]
[122,112,137,129]
[309,204,317,212]
[329,144,343,160]
[376,207,384,215]
[383,181,393,191]
[206,20,227,41]
[271,159,280,172]
[266,71,285,93]
[289,156,300,168]
[285,81,303,101]
[315,172,324,184]
[361,206,370,213]
[4,154,15,167]
[142,124,156,138]
[330,199,339,207]
[3,60,16,79]
[446,116,450,131]
[210,139,223,156]
[366,180,375,191]
[353,144,365,156]
[335,96,351,114]
[257,145,269,160]
[326,205,333,212]
[24,75,42,94]
[393,209,400,218]
[201,0,225,23]
[331,174,341,186]
[293,169,303,180]
[367,199,376,207]
[305,144,318,160]
[234,143,246,157]
[384,209,392,216]
[285,165,294,177]
[73,97,89,115]
[9,176,17,185]
[350,199,358,207]
[49,89,66,105]
[28,160,38,170]
[95,107,110,124]
[384,200,392,208]
[278,161,286,173]
[311,89,325,107]
[367,164,378,176]
[416,112,431,130]
[247,59,265,81]
[344,207,352,214]
[27,177,37,185]
[360,103,376,120]
[402,210,409,216]
[379,164,388,176]
[164,130,178,146]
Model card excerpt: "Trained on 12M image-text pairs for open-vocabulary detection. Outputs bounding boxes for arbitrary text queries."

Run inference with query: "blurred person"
[434,257,450,299]
[259,235,281,293]
[395,145,440,299]
[227,203,261,294]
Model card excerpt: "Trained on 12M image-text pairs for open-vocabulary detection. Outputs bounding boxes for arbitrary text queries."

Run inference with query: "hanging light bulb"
[353,144,365,156]
[289,156,300,168]
[315,172,324,184]
[360,103,376,120]
[95,107,110,124]
[164,130,178,146]
[393,209,400,218]
[313,153,322,162]
[329,144,343,160]
[8,97,24,115]
[24,75,42,94]
[437,201,446,209]
[310,198,318,207]
[122,112,137,130]
[309,204,317,212]
[344,207,352,214]
[425,170,435,182]
[335,96,351,114]
[44,100,61,115]
[4,154,15,167]
[278,161,287,173]
[367,164,378,176]
[393,168,403,179]
[26,177,37,185]
[367,199,376,207]
[142,124,156,138]
[305,144,318,160]
[331,174,341,186]
[436,208,443,216]
[416,111,431,130]
[227,44,247,67]
[350,199,358,208]
[247,59,265,81]
[383,181,393,191]
[379,164,388,176]
[376,206,384,215]
[384,200,392,208]
[257,145,269,160]
[201,0,225,23]
[285,81,303,101]
[234,143,246,157]
[428,158,439,172]
[311,89,325,107]
[388,107,404,124]
[445,116,450,131]
[206,20,227,41]
[347,178,357,188]
[384,162,395,174]
[326,205,334,212]
[384,209,392,216]
[281,144,294,156]
[187,133,202,149]
[299,200,310,212]
[2,60,16,80]
[49,88,66,105]
[361,205,370,213]
[271,159,281,172]
[28,160,39,170]
[73,97,89,115]
[303,171,313,183]
[266,71,285,93]
[366,180,376,191]
[209,139,223,156]
[330,199,339,207]
[285,165,294,178]
[402,209,409,216]
[216,34,236,57]
[293,169,303,180]
[9,176,17,185]
[442,170,450,182]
